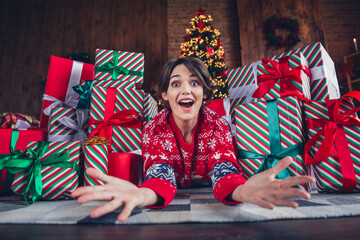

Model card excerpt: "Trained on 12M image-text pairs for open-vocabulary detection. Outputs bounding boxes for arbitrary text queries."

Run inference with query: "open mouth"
[178,99,194,109]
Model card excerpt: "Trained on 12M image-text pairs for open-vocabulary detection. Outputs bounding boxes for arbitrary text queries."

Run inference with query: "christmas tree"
[180,9,229,99]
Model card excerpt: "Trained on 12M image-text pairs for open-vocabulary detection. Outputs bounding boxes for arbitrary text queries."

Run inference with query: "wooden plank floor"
[1,217,360,239]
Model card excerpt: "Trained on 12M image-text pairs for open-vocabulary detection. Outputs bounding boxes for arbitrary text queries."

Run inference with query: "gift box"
[48,107,88,143]
[303,91,360,192]
[143,92,158,122]
[83,138,109,186]
[11,141,81,204]
[40,56,94,128]
[235,97,310,191]
[88,86,144,153]
[108,152,143,186]
[271,42,340,101]
[94,49,144,86]
[0,129,47,196]
[253,53,311,102]
[227,62,259,122]
[207,98,235,135]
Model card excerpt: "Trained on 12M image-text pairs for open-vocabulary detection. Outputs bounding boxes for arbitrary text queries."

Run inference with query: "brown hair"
[156,57,214,109]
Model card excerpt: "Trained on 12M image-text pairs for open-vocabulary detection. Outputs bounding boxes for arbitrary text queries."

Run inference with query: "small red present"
[207,98,235,135]
[108,152,143,186]
[207,98,228,116]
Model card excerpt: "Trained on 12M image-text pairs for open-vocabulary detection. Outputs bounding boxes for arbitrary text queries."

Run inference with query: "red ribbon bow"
[89,109,142,141]
[252,57,310,100]
[304,91,360,192]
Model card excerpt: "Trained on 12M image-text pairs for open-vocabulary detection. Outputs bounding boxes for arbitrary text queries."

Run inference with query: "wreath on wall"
[264,15,301,49]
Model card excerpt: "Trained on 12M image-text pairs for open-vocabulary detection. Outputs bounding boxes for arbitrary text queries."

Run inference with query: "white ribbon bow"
[15,120,32,130]
[43,60,84,116]
[42,94,79,116]
[48,109,89,143]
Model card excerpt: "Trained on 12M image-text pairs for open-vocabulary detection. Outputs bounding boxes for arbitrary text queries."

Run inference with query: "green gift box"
[235,97,310,192]
[94,48,144,86]
[10,141,81,204]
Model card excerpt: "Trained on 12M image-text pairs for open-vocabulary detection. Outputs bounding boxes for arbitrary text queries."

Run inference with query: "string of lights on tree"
[180,9,229,99]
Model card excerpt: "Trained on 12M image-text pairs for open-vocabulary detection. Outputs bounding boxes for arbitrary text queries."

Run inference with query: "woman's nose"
[181,83,191,94]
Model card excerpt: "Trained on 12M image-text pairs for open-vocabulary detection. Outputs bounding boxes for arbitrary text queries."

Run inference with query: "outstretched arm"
[71,168,159,222]
[231,156,315,209]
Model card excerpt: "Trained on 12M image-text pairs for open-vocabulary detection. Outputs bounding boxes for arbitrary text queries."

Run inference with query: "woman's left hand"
[231,156,315,209]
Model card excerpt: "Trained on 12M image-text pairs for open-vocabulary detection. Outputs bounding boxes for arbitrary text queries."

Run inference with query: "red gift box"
[207,98,235,136]
[304,91,360,192]
[0,129,47,196]
[207,98,228,116]
[108,153,143,186]
[40,56,94,128]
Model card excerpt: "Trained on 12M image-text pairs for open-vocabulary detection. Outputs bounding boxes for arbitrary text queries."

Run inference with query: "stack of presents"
[211,42,360,193]
[1,42,360,205]
[0,49,158,203]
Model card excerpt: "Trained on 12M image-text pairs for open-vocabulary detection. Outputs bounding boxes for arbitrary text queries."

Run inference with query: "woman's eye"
[191,81,199,86]
[171,82,180,87]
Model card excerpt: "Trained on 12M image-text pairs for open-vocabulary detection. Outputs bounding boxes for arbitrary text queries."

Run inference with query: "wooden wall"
[236,0,325,65]
[0,0,167,116]
[320,0,360,66]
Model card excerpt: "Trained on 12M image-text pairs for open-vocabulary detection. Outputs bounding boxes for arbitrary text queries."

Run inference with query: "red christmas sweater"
[139,107,246,208]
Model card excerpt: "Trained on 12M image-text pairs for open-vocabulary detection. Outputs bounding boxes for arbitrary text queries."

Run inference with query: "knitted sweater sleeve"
[139,122,177,209]
[209,118,247,204]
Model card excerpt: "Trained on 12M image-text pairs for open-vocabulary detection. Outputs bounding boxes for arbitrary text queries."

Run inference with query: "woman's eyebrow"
[170,74,180,79]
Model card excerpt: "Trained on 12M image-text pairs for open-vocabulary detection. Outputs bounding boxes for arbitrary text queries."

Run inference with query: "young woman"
[72,57,314,222]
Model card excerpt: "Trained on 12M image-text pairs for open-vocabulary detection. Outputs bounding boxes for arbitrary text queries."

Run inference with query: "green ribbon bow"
[237,100,304,179]
[0,130,28,170]
[5,141,79,204]
[95,51,144,80]
[73,80,94,109]
[0,130,28,194]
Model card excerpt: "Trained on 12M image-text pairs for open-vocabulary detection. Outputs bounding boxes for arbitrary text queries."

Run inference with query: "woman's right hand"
[71,168,158,222]
[231,157,314,209]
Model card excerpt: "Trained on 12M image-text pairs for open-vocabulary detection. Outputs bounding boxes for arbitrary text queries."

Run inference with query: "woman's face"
[162,64,205,123]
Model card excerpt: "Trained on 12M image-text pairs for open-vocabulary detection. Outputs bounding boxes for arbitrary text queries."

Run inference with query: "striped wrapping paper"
[84,144,109,186]
[48,107,89,142]
[94,49,144,85]
[91,81,158,121]
[235,97,310,191]
[227,62,258,122]
[11,141,81,203]
[303,93,360,192]
[88,86,143,153]
[143,92,158,121]
[48,107,77,140]
[256,53,311,102]
[270,42,340,101]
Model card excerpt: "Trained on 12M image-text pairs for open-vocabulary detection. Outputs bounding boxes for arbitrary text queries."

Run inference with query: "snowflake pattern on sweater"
[140,107,246,208]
